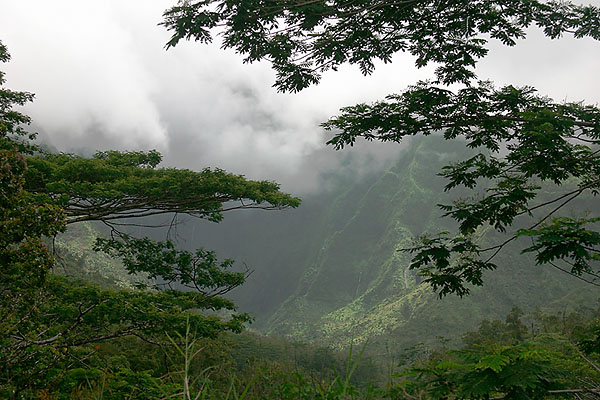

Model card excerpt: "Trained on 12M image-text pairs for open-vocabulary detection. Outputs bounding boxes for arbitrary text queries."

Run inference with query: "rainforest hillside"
[174,136,598,351]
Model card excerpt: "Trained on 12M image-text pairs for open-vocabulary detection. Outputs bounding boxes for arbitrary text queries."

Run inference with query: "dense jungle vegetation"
[2,0,600,398]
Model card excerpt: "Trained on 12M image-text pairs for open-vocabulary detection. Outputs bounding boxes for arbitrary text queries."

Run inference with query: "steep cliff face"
[236,136,595,349]
[263,137,455,344]
[160,136,597,349]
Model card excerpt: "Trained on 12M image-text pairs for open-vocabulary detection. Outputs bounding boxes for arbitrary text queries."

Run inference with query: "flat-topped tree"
[25,149,299,226]
[162,0,600,296]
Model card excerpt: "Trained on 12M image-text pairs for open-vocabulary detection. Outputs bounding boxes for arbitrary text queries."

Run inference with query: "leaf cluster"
[163,0,600,92]
[396,308,600,399]
[25,149,300,225]
[401,344,563,399]
[94,234,248,301]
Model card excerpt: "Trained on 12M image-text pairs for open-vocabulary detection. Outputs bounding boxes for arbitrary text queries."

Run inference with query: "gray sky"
[1,1,599,193]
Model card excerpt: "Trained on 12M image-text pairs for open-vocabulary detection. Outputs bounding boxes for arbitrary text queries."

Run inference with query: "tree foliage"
[400,344,563,399]
[394,308,600,399]
[1,41,67,395]
[324,81,600,296]
[162,0,600,296]
[163,0,600,92]
[25,149,299,225]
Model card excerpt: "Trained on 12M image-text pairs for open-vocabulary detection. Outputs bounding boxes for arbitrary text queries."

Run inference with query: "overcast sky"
[1,1,599,193]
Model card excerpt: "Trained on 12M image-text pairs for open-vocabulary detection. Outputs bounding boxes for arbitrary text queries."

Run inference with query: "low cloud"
[1,1,599,195]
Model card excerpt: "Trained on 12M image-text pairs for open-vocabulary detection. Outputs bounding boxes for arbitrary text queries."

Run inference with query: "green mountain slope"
[264,137,458,342]
[181,136,597,350]
[52,222,148,289]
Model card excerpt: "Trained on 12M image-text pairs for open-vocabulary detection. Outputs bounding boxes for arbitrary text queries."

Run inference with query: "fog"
[1,0,599,193]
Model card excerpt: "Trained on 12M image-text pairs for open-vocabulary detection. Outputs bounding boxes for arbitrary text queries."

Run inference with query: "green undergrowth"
[16,306,600,399]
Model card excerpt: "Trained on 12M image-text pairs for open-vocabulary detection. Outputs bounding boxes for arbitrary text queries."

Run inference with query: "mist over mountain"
[4,0,600,396]
[142,135,597,352]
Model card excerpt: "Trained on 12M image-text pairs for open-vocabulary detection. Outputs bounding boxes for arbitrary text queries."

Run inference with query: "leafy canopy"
[394,308,600,399]
[162,0,600,296]
[163,0,600,92]
[26,149,299,225]
[401,344,562,399]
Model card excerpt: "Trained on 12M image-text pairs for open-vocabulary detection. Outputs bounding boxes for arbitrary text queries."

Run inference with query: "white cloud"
[1,0,599,193]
